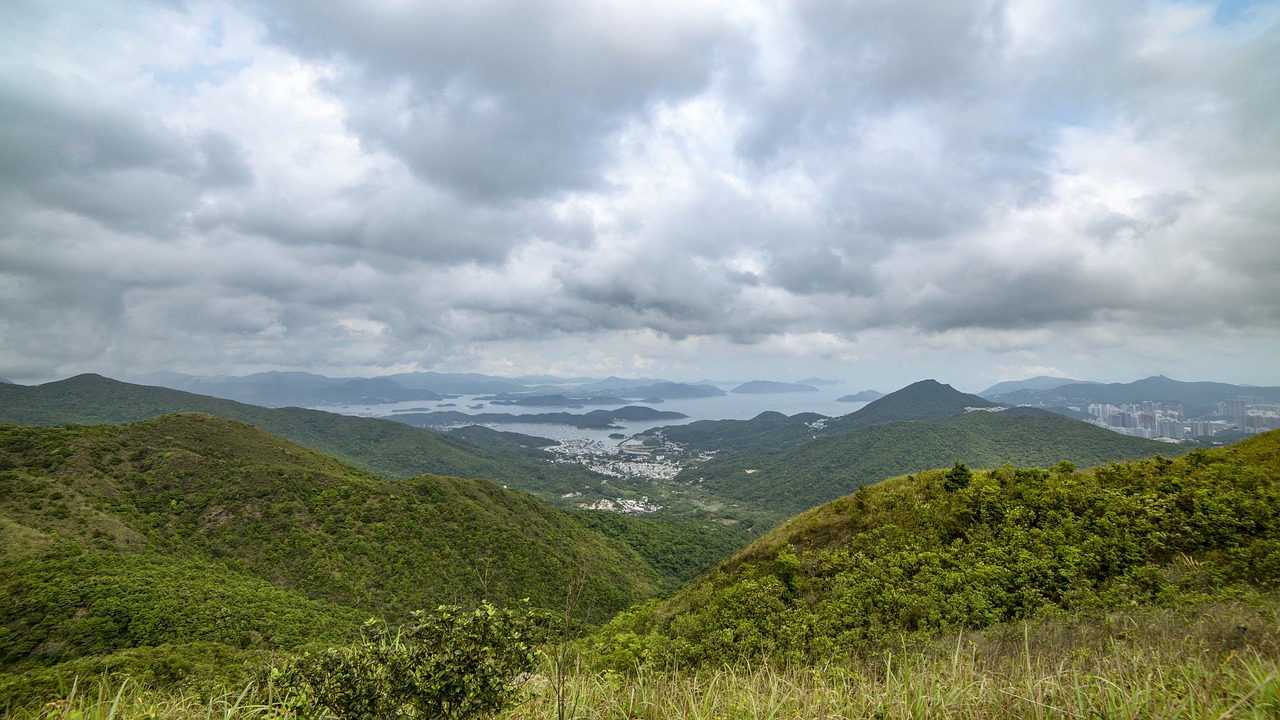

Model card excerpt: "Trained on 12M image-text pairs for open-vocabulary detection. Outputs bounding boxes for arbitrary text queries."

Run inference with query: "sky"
[1,0,1278,393]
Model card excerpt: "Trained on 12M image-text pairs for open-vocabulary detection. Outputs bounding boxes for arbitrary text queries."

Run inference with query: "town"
[1086,396,1280,440]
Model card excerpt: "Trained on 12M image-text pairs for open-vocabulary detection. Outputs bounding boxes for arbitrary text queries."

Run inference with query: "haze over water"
[315,389,872,445]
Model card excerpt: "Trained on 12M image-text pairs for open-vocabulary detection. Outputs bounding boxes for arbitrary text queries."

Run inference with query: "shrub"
[274,601,549,719]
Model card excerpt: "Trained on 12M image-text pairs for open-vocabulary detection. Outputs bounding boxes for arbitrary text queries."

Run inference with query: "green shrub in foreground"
[274,601,549,719]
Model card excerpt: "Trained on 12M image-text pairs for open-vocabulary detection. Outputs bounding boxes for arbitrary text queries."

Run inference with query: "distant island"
[837,390,885,402]
[387,406,688,430]
[731,381,820,394]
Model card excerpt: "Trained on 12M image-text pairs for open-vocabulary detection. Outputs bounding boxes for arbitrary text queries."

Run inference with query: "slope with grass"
[592,430,1280,668]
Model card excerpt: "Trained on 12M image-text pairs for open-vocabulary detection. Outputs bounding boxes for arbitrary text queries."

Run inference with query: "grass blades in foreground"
[508,650,1279,719]
[11,603,1280,719]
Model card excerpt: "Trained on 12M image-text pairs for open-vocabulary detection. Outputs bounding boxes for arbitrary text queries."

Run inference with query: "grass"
[507,635,1280,719]
[8,601,1280,719]
[7,677,281,719]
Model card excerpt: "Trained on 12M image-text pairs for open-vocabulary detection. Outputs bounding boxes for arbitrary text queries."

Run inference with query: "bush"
[274,601,549,719]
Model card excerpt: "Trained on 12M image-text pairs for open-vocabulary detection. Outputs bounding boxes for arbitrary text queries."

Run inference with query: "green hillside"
[593,429,1280,669]
[0,374,609,498]
[0,552,362,667]
[821,378,996,432]
[0,414,661,620]
[0,375,759,583]
[687,407,1182,525]
[642,410,821,454]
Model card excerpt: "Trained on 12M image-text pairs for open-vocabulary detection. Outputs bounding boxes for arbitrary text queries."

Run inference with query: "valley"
[2,371,1279,716]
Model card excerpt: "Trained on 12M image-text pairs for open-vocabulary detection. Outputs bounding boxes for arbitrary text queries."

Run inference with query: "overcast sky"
[1,0,1277,392]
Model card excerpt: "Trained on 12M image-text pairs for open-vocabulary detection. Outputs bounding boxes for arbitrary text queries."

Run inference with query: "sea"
[312,389,872,446]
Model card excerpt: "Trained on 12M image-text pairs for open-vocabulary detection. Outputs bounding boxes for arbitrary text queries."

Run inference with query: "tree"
[944,461,972,492]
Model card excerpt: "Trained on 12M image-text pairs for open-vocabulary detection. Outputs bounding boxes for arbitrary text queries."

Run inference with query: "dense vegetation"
[0,413,674,707]
[0,552,362,706]
[590,430,1280,669]
[568,511,750,589]
[0,414,660,617]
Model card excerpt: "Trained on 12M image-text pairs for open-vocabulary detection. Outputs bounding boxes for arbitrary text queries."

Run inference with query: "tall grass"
[3,678,280,720]
[7,602,1280,719]
[506,645,1280,719]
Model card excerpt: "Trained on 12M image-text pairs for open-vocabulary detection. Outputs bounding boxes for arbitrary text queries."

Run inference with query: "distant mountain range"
[120,371,728,407]
[837,389,884,402]
[978,375,1085,397]
[987,375,1280,416]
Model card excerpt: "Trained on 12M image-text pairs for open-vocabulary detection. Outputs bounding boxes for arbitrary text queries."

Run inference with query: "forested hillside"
[0,413,679,704]
[678,407,1180,525]
[0,414,661,616]
[593,429,1280,668]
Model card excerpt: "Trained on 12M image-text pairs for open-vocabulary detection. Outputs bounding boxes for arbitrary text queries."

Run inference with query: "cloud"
[261,0,744,202]
[0,0,1276,386]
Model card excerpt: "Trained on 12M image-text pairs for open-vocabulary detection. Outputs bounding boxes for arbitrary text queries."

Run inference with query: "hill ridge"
[591,430,1280,668]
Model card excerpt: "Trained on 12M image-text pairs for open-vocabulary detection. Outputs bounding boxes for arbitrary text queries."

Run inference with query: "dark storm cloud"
[0,67,254,234]
[261,0,742,202]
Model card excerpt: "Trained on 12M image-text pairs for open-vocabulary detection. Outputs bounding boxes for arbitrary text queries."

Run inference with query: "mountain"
[730,381,820,394]
[978,375,1084,397]
[837,390,883,402]
[685,406,1182,524]
[318,377,443,403]
[796,378,843,387]
[822,379,997,433]
[620,382,726,399]
[0,377,12,385]
[384,372,531,395]
[592,430,1280,668]
[574,376,667,392]
[126,371,442,407]
[0,374,603,493]
[0,414,661,620]
[988,375,1280,416]
[642,380,998,457]
[641,411,825,455]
